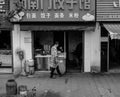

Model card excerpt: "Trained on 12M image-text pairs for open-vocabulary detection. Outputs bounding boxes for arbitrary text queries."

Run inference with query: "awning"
[20,24,95,31]
[103,24,120,39]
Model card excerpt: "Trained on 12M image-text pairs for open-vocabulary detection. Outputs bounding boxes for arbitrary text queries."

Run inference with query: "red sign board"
[10,0,95,22]
[97,0,120,21]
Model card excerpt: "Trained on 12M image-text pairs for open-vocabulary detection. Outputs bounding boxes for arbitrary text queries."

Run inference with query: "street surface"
[0,72,120,97]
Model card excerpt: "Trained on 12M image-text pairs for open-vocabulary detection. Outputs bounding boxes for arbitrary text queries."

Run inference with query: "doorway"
[101,26,109,72]
[102,26,120,73]
[109,39,120,73]
[33,30,83,73]
[33,31,65,71]
[66,31,83,73]
[34,31,53,71]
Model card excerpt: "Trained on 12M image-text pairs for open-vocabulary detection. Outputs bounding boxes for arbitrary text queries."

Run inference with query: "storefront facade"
[97,0,120,72]
[10,0,101,73]
[0,0,13,73]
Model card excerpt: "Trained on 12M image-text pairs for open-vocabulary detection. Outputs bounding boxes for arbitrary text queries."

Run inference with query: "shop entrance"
[0,30,12,73]
[33,30,83,73]
[109,39,120,73]
[66,31,83,73]
[101,25,109,72]
[34,31,65,71]
[102,24,120,73]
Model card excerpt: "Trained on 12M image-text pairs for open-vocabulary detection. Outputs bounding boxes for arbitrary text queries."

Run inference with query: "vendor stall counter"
[35,53,66,74]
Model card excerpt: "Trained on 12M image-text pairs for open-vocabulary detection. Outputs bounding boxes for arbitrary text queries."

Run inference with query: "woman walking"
[50,42,62,78]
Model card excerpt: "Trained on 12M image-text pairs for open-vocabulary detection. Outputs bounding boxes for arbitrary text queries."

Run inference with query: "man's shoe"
[59,75,62,77]
[50,76,56,79]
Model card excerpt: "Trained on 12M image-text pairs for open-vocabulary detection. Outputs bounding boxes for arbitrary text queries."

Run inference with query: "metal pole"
[107,35,110,72]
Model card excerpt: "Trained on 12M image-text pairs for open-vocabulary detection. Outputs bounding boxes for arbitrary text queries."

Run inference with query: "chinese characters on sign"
[21,0,90,10]
[11,0,95,21]
[113,0,120,8]
[26,12,82,19]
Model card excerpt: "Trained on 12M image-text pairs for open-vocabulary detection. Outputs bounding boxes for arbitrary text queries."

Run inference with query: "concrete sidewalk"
[0,72,120,97]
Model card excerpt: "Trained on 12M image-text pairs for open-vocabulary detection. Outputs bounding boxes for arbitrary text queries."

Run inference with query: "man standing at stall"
[50,42,62,78]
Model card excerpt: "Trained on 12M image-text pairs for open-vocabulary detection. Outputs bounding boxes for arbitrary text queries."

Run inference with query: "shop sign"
[0,0,8,13]
[10,0,95,22]
[97,0,120,21]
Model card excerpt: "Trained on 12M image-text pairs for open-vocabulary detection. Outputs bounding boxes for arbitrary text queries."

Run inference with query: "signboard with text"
[10,0,95,22]
[97,0,120,21]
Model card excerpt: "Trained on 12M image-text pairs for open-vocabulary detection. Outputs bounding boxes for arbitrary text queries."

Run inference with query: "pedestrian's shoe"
[50,77,56,79]
[59,74,62,77]
[50,76,56,79]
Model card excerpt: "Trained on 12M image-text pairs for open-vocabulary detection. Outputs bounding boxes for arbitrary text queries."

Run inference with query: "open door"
[66,31,83,73]
[101,25,109,72]
[109,39,120,73]
[33,31,66,74]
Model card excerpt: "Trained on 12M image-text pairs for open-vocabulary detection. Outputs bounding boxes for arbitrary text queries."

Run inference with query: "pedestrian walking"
[50,42,62,78]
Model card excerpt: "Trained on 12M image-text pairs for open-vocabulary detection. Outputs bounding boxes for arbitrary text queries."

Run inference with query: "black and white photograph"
[0,0,120,97]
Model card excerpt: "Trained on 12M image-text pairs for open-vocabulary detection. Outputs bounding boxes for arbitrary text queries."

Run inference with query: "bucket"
[18,85,27,96]
[25,59,34,75]
[6,79,17,95]
[29,66,34,75]
[58,57,66,74]
[27,59,34,75]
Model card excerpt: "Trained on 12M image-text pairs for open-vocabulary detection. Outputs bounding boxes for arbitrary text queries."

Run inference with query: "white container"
[25,59,34,75]
[27,59,34,66]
